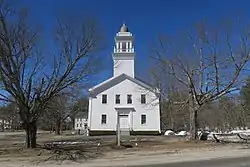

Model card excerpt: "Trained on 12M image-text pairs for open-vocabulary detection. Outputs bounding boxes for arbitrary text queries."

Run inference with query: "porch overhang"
[114,106,135,109]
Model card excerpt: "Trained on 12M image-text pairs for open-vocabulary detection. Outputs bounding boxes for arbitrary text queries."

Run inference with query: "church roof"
[89,73,159,96]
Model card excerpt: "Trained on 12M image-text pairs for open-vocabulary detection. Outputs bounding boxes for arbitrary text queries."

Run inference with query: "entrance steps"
[120,129,130,136]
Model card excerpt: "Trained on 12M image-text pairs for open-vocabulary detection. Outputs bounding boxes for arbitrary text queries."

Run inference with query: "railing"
[114,48,134,53]
[116,32,133,36]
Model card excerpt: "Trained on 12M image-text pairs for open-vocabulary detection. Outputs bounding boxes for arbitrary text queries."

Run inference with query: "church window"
[141,94,146,104]
[102,94,107,104]
[141,114,146,125]
[127,94,132,104]
[101,114,107,124]
[115,94,120,104]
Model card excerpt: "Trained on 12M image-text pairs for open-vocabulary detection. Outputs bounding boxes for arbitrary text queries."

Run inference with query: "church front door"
[119,114,129,129]
[117,109,131,136]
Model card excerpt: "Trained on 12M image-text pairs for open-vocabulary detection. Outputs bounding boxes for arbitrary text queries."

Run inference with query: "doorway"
[117,109,131,136]
[119,114,129,130]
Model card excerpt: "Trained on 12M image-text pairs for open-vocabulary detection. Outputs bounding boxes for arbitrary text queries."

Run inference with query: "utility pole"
[116,115,121,147]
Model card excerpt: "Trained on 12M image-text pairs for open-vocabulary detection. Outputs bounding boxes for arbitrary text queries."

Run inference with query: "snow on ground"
[176,131,187,136]
[164,129,250,141]
[164,130,190,136]
[230,129,250,135]
[164,130,175,135]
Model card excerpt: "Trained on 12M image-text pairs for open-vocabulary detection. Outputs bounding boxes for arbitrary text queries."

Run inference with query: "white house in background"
[88,24,161,136]
[74,117,88,130]
[0,119,12,130]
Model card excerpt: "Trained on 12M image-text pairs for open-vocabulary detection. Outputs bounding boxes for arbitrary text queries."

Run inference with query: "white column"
[126,42,129,52]
[116,42,119,52]
[129,42,132,52]
[119,42,122,52]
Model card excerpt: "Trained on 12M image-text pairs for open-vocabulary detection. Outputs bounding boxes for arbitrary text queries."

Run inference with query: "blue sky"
[16,0,250,86]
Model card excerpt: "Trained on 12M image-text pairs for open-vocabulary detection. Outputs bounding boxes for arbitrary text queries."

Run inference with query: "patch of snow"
[164,130,175,136]
[207,133,214,141]
[230,129,250,136]
[231,129,250,133]
[176,131,187,136]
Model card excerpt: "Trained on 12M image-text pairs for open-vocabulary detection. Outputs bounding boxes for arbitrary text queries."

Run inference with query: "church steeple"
[113,23,134,53]
[120,23,129,32]
[112,23,135,78]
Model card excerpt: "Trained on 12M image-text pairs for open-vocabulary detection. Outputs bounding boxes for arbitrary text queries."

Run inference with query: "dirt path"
[0,144,249,167]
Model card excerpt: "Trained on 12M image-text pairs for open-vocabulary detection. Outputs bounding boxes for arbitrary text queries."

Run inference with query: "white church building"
[88,24,161,136]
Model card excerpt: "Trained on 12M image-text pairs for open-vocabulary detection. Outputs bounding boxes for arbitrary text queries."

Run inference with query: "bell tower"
[112,23,135,78]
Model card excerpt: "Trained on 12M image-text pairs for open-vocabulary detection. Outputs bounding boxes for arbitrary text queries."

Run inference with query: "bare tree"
[158,89,189,132]
[68,97,88,129]
[45,93,70,135]
[151,19,250,139]
[44,92,88,135]
[39,90,88,133]
[0,1,104,148]
[198,96,245,132]
[0,102,20,131]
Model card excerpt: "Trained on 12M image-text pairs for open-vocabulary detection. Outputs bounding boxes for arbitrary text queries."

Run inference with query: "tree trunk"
[30,121,37,148]
[169,104,174,130]
[60,120,63,134]
[194,109,198,139]
[188,87,199,140]
[55,120,61,135]
[24,123,31,148]
[50,124,52,133]
[1,120,4,132]
[72,117,75,130]
[188,75,199,140]
[190,107,199,140]
[23,121,37,148]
